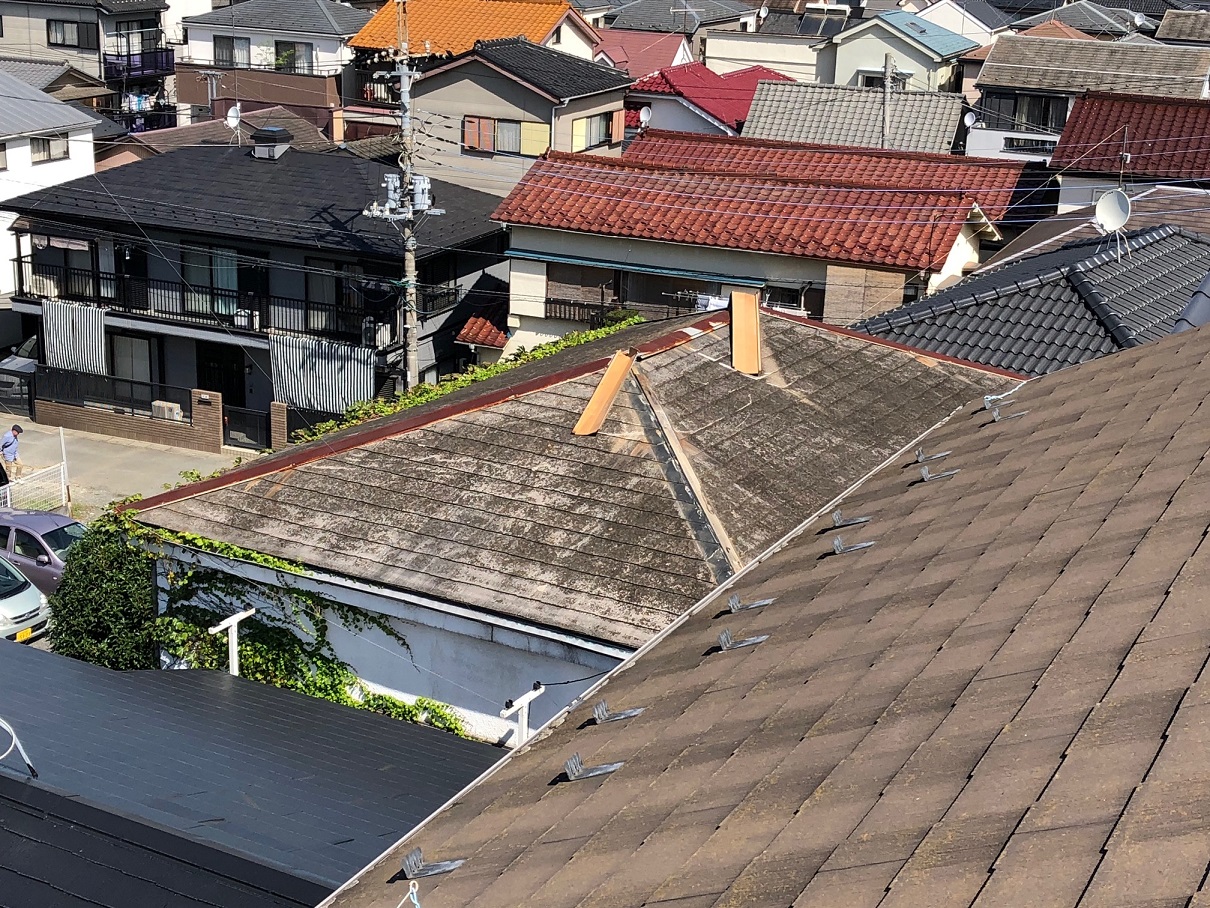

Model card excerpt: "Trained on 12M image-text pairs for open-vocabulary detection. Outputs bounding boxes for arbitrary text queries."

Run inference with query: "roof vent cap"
[250,126,293,160]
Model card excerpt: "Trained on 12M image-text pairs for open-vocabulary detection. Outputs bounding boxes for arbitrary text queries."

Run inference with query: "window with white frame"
[274,40,314,74]
[571,111,621,152]
[213,34,250,67]
[31,136,69,164]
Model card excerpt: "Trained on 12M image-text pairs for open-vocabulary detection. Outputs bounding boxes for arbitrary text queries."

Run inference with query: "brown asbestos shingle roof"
[322,321,1210,908]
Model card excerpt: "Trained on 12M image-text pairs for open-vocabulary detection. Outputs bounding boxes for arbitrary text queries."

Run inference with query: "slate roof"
[494,152,988,271]
[630,63,792,130]
[988,0,1190,18]
[1013,0,1159,34]
[744,82,967,154]
[447,37,633,98]
[608,0,751,32]
[455,301,509,347]
[0,775,322,908]
[321,304,1210,908]
[962,20,1096,60]
[594,29,688,76]
[976,34,1210,97]
[132,105,334,152]
[0,70,97,141]
[66,102,126,140]
[1050,92,1210,178]
[943,0,1014,30]
[351,0,579,53]
[858,9,981,56]
[134,313,1010,649]
[1157,8,1210,38]
[1,147,502,262]
[854,225,1210,375]
[183,0,372,35]
[0,642,499,892]
[623,130,1025,220]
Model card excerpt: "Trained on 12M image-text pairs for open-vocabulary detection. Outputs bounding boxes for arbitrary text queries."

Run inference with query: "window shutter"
[463,116,480,150]
[79,21,100,50]
[520,122,550,156]
[611,109,625,142]
[478,117,496,152]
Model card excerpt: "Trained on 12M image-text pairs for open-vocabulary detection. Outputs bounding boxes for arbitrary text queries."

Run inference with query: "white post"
[58,427,71,515]
[499,683,546,746]
[207,607,256,676]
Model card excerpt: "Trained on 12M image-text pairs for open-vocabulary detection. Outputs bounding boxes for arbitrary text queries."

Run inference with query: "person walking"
[1,425,22,480]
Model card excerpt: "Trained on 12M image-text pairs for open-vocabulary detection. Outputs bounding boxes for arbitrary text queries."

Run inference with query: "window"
[306,258,371,334]
[213,34,250,67]
[274,40,313,74]
[859,72,906,90]
[0,17,5,38]
[13,530,45,561]
[740,19,750,31]
[551,24,562,43]
[31,136,69,163]
[115,18,160,53]
[463,117,551,156]
[495,120,521,154]
[981,91,1067,132]
[0,526,10,551]
[47,20,99,48]
[181,247,238,316]
[570,112,618,151]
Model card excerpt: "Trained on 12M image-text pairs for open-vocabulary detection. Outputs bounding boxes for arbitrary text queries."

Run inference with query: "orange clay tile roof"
[456,303,509,347]
[492,151,981,272]
[350,0,576,54]
[963,20,1095,59]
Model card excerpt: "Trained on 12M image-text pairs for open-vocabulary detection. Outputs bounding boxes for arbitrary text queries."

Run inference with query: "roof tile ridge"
[314,0,344,33]
[1066,226,1176,347]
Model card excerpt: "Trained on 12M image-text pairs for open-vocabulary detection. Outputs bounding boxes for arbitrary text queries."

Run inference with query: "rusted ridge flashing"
[766,307,1030,380]
[128,314,733,516]
[632,363,743,574]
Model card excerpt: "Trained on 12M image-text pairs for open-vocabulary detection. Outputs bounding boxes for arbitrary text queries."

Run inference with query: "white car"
[0,555,49,643]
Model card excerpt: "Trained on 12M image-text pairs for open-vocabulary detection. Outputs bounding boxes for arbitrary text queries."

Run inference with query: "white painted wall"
[1056,176,1157,214]
[704,30,822,81]
[0,126,95,295]
[832,28,954,90]
[163,0,212,45]
[965,124,1056,161]
[182,24,353,70]
[544,16,597,60]
[632,94,731,134]
[915,0,996,46]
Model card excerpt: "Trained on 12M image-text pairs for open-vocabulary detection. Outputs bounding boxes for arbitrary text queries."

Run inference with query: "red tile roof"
[594,29,687,77]
[962,20,1094,59]
[630,62,793,129]
[625,129,1025,221]
[456,303,509,348]
[1051,91,1210,179]
[492,151,982,271]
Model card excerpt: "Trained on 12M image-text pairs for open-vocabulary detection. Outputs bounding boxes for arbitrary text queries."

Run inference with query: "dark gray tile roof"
[1,146,501,261]
[1156,7,1210,38]
[321,313,1210,908]
[0,642,500,890]
[0,775,323,908]
[977,33,1210,95]
[743,82,965,153]
[608,0,751,31]
[135,314,1010,649]
[950,0,1014,29]
[66,101,126,139]
[0,70,97,141]
[468,37,633,97]
[1013,0,1159,34]
[0,57,69,90]
[854,225,1210,375]
[991,0,1191,17]
[184,0,371,34]
[134,105,334,152]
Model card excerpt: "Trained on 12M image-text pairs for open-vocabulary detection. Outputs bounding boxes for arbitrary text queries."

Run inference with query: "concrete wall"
[832,28,956,90]
[704,30,821,81]
[965,124,1056,161]
[36,388,226,453]
[162,0,211,45]
[1055,175,1155,214]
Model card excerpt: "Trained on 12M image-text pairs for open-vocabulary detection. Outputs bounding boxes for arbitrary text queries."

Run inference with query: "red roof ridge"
[1076,89,1210,108]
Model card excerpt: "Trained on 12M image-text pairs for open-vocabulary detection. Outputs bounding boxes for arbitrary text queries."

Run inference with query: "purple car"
[0,510,86,595]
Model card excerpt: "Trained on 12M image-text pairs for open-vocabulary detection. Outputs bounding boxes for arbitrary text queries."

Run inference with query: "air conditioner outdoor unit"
[151,400,183,421]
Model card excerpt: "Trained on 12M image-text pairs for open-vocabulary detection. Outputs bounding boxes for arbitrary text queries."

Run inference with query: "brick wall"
[270,401,289,450]
[822,265,907,325]
[34,389,225,454]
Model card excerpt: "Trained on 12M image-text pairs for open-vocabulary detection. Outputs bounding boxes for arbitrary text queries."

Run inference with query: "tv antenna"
[1094,188,1132,260]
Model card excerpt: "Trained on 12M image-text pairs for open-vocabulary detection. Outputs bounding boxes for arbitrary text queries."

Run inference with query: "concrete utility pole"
[881,53,894,150]
[362,0,442,389]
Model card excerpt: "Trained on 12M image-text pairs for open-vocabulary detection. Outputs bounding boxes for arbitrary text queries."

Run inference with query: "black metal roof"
[449,37,633,99]
[3,146,503,261]
[854,225,1210,376]
[0,642,500,890]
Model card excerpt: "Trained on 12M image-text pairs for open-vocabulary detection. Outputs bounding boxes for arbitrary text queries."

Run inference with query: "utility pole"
[881,53,894,150]
[361,0,441,390]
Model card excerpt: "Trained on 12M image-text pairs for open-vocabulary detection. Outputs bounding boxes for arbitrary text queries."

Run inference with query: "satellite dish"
[1133,11,1147,26]
[758,4,769,17]
[963,110,979,128]
[639,106,652,126]
[1095,189,1131,234]
[224,103,241,131]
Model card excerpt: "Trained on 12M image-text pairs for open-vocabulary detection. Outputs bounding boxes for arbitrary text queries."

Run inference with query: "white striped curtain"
[269,334,375,415]
[42,300,106,375]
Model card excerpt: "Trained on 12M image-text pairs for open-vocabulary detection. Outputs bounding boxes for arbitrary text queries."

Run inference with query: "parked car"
[0,510,86,595]
[0,554,49,643]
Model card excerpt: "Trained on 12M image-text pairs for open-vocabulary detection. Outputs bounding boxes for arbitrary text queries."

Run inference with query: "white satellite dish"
[224,103,241,131]
[1095,188,1131,234]
[1132,11,1147,26]
[758,4,769,17]
[639,106,652,126]
[963,110,979,129]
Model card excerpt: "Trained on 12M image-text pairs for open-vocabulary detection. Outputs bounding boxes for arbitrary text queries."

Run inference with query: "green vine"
[292,315,644,442]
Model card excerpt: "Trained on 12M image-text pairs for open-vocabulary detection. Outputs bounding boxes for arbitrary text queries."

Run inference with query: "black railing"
[418,285,466,315]
[224,405,269,449]
[113,108,178,133]
[103,47,174,80]
[353,69,400,107]
[17,259,396,346]
[36,365,193,422]
[545,297,701,328]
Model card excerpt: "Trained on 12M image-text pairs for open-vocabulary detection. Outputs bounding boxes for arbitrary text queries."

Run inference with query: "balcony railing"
[113,108,177,133]
[17,258,397,347]
[353,69,401,107]
[418,285,466,315]
[103,47,174,80]
[37,364,193,422]
[545,296,701,327]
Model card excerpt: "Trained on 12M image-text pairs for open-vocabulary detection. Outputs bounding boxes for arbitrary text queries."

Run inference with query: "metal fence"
[224,405,270,450]
[0,464,69,513]
[36,365,193,423]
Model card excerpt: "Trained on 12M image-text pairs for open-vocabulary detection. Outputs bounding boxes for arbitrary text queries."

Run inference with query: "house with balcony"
[968,35,1210,161]
[175,0,372,136]
[2,129,505,451]
[0,0,176,131]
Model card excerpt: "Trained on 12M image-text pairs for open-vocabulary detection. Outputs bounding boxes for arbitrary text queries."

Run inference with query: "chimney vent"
[250,126,293,160]
[730,290,762,375]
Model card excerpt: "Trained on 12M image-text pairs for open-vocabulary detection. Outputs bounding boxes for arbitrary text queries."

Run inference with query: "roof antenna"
[0,716,37,778]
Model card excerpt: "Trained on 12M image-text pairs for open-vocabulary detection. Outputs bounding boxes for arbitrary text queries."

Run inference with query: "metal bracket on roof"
[831,509,870,529]
[832,535,874,556]
[401,848,465,880]
[717,628,769,651]
[992,406,1028,422]
[564,752,625,782]
[915,447,951,463]
[919,464,959,482]
[983,392,1016,411]
[728,592,776,613]
[593,700,644,724]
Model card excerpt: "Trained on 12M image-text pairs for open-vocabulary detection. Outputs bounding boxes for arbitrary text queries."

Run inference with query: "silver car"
[0,510,86,595]
[0,555,49,643]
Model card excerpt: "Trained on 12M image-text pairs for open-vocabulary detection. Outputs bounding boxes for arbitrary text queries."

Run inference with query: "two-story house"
[3,129,505,451]
[817,11,979,90]
[0,0,176,131]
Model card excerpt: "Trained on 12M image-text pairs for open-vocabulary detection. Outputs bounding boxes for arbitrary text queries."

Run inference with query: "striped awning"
[42,300,106,376]
[269,334,376,415]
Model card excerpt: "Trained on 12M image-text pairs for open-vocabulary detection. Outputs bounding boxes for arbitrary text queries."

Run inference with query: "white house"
[818,10,979,90]
[914,0,1012,46]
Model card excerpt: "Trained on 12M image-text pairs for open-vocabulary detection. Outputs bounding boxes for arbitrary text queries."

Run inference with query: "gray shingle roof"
[608,0,750,31]
[135,314,1009,649]
[320,300,1210,908]
[854,225,1210,375]
[945,0,1014,29]
[183,0,372,35]
[467,37,633,97]
[977,34,1210,96]
[1156,7,1210,38]
[0,57,70,90]
[1013,0,1159,35]
[743,81,965,153]
[67,101,126,140]
[0,70,96,141]
[990,0,1190,17]
[134,105,334,152]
